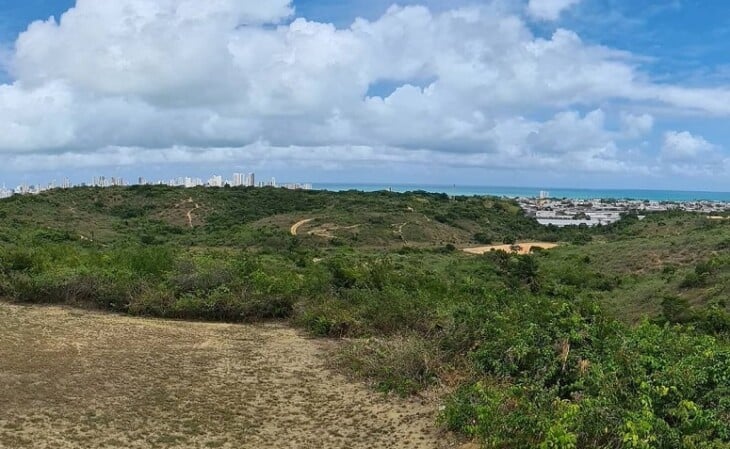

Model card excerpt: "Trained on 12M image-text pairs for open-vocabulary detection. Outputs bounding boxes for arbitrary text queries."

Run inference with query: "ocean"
[312,183,730,202]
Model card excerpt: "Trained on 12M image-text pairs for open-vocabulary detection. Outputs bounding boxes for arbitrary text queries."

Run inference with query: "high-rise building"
[92,176,108,187]
[208,175,223,187]
[232,173,245,187]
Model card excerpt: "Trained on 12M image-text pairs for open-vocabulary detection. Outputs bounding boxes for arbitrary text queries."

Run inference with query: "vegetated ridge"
[0,186,728,449]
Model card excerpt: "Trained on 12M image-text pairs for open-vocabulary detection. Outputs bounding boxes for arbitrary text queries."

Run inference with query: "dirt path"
[186,203,200,228]
[291,218,314,236]
[463,242,559,255]
[392,222,410,242]
[0,303,448,449]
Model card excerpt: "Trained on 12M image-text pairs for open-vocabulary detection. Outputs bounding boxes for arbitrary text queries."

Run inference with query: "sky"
[1,0,730,191]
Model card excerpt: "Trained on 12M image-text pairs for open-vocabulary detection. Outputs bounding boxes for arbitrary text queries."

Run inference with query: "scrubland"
[0,186,728,448]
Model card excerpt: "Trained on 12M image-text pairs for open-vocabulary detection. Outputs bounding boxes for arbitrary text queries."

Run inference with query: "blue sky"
[0,0,729,191]
[565,1,730,83]
[0,0,73,38]
[0,0,74,82]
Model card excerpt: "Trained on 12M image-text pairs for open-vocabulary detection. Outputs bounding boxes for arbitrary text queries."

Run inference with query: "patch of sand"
[308,224,361,239]
[290,218,315,236]
[0,303,450,449]
[186,203,201,228]
[463,242,559,255]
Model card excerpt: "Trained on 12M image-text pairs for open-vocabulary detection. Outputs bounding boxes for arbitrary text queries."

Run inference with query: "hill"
[0,185,554,249]
[0,187,728,449]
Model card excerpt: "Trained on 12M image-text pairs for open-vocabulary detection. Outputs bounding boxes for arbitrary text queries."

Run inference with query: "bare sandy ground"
[290,218,315,236]
[463,242,559,255]
[0,303,451,449]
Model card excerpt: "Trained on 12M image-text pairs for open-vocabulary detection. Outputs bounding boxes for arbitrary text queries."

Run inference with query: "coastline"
[313,183,730,203]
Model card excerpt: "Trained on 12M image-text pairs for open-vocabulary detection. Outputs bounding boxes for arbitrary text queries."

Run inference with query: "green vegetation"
[0,186,728,448]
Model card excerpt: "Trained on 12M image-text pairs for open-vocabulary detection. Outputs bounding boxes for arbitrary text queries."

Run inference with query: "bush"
[660,295,693,324]
[128,285,296,322]
[335,335,442,396]
[4,250,44,272]
[441,297,730,449]
[474,232,494,244]
[679,272,704,289]
[571,233,593,246]
[297,298,359,337]
[7,270,139,311]
[117,246,175,277]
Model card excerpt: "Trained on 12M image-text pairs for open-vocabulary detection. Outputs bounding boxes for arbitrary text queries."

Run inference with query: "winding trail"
[290,218,314,236]
[392,222,410,242]
[0,303,451,449]
[186,203,201,228]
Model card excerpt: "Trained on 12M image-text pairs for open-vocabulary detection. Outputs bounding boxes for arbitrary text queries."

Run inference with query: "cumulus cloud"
[620,112,654,138]
[0,0,728,184]
[661,131,718,162]
[527,0,581,21]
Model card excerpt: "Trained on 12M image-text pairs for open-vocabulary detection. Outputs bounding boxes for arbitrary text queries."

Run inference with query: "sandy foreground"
[0,302,454,449]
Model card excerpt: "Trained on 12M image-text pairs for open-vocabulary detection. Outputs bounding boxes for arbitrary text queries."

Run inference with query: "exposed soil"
[308,224,361,239]
[0,303,451,449]
[290,218,315,236]
[186,203,201,228]
[463,242,559,255]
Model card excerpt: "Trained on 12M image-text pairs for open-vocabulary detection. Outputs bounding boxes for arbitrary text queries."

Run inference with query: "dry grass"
[0,302,451,449]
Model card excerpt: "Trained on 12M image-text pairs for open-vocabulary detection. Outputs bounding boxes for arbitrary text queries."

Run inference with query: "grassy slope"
[0,186,548,249]
[541,212,730,319]
[1,186,727,320]
[1,187,728,448]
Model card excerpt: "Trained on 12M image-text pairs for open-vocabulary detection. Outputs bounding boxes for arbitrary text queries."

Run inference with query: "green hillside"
[0,187,728,449]
[0,185,554,248]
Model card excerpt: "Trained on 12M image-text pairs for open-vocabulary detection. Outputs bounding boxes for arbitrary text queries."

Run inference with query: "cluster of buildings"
[0,172,312,199]
[159,173,260,189]
[519,193,730,227]
[0,186,13,199]
[92,176,127,188]
[1,178,73,197]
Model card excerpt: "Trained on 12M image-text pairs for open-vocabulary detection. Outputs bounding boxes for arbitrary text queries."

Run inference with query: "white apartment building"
[208,175,224,187]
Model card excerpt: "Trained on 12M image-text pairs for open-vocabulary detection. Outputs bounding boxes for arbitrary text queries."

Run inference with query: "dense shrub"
[473,232,494,244]
[680,271,705,289]
[335,336,442,396]
[442,298,730,448]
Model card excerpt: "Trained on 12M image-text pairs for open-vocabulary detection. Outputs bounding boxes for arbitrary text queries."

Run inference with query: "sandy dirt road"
[290,218,315,236]
[0,303,450,449]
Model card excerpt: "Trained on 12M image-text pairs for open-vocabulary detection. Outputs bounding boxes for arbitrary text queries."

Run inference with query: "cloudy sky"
[1,0,729,190]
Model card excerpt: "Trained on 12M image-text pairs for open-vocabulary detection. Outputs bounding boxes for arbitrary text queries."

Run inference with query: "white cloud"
[0,0,728,184]
[661,131,718,162]
[620,112,654,138]
[0,81,75,151]
[527,0,581,21]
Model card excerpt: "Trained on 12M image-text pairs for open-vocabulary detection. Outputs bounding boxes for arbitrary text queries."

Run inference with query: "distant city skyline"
[0,171,312,199]
[5,172,730,203]
[1,1,730,190]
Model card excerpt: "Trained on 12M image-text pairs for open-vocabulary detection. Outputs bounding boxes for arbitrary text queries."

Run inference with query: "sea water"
[313,183,730,202]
